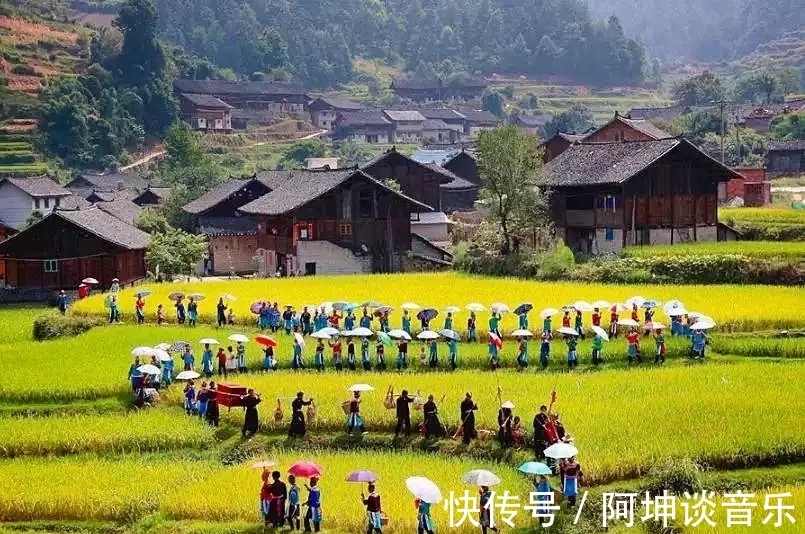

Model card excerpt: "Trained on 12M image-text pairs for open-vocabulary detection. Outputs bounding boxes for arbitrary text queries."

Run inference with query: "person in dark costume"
[497,405,514,449]
[216,297,227,327]
[423,394,445,439]
[479,486,499,534]
[394,389,414,437]
[241,389,262,438]
[459,393,478,444]
[267,470,288,527]
[205,382,220,427]
[532,404,549,459]
[289,391,314,437]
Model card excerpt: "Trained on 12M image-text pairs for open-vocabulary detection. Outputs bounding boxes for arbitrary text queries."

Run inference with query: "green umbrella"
[376,331,392,346]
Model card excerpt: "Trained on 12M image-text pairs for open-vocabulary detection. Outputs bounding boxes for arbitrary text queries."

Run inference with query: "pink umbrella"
[288,460,323,478]
[251,301,266,314]
[489,332,503,349]
[346,470,378,483]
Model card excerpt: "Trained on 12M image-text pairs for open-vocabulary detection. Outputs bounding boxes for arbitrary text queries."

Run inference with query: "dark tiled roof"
[418,109,466,121]
[543,139,681,187]
[58,195,92,210]
[230,109,279,122]
[66,173,148,193]
[627,105,688,121]
[613,116,674,140]
[767,140,805,151]
[146,187,173,199]
[391,78,441,90]
[180,93,233,109]
[361,149,455,184]
[198,216,258,236]
[435,164,478,191]
[310,97,362,111]
[242,169,432,215]
[182,179,270,215]
[1,177,71,197]
[557,133,586,142]
[422,119,451,130]
[173,79,306,96]
[95,199,143,226]
[336,111,392,127]
[514,114,552,127]
[461,110,502,124]
[55,208,148,249]
[384,110,426,122]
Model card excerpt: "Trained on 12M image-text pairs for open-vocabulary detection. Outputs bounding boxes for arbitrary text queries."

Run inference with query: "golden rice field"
[0,411,214,457]
[684,485,804,534]
[0,452,531,532]
[71,273,805,332]
[719,207,805,225]
[622,241,805,259]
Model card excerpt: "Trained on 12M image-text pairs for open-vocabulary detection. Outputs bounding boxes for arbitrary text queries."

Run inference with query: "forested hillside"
[154,0,646,88]
[587,0,805,64]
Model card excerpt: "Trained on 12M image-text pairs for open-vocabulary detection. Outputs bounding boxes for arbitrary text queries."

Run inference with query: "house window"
[55,197,60,207]
[358,189,373,217]
[43,198,50,209]
[339,223,352,237]
[604,228,614,241]
[367,135,378,144]
[410,212,420,222]
[342,189,352,219]
[34,199,40,210]
[43,259,58,272]
[299,227,309,240]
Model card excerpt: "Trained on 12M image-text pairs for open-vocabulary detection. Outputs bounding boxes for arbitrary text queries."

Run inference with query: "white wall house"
[0,177,72,230]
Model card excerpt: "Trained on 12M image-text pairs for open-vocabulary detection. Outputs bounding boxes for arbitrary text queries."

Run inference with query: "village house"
[132,187,173,207]
[540,132,586,163]
[242,168,432,275]
[510,113,553,136]
[331,111,394,144]
[410,148,480,212]
[418,109,467,137]
[173,80,309,115]
[0,207,148,291]
[721,167,770,207]
[766,139,805,177]
[64,173,149,200]
[390,77,488,102]
[182,178,271,275]
[584,112,674,143]
[178,93,233,132]
[543,138,742,255]
[627,104,693,122]
[422,119,460,144]
[305,157,340,170]
[383,110,426,142]
[230,109,277,130]
[461,110,503,137]
[308,97,363,129]
[0,177,72,231]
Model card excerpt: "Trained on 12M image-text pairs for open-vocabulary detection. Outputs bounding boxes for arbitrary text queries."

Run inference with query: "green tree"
[673,72,724,106]
[776,68,801,97]
[277,139,330,169]
[771,112,805,140]
[333,141,375,167]
[22,210,44,230]
[543,105,595,137]
[481,91,505,117]
[134,209,171,234]
[146,226,207,280]
[475,125,549,255]
[164,122,207,169]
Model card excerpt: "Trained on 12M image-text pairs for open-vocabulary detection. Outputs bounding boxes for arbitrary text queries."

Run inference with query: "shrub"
[536,243,575,279]
[641,458,703,496]
[32,311,102,341]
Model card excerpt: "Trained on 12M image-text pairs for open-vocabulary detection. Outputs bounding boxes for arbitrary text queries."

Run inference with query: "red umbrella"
[489,332,503,349]
[255,335,277,348]
[288,460,323,478]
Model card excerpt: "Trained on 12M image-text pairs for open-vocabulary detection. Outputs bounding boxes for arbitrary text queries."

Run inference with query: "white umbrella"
[340,330,355,337]
[663,300,685,314]
[666,308,688,317]
[319,302,334,314]
[591,300,611,310]
[691,320,716,330]
[131,346,155,358]
[176,370,200,380]
[311,331,332,340]
[544,442,579,459]
[347,383,375,392]
[510,329,533,337]
[417,330,439,340]
[501,400,515,409]
[687,311,705,319]
[572,300,593,312]
[490,302,510,313]
[539,308,559,319]
[466,303,486,312]
[221,293,237,301]
[228,334,249,343]
[294,332,306,349]
[591,325,609,341]
[626,296,646,308]
[188,293,206,301]
[557,326,579,336]
[251,460,278,469]
[318,327,340,336]
[647,322,666,330]
[617,318,639,327]
[444,306,461,313]
[388,329,412,340]
[401,302,421,310]
[153,348,171,362]
[137,364,161,375]
[351,327,374,337]
[610,303,629,312]
[462,469,502,487]
[154,343,171,351]
[405,476,443,504]
[199,338,219,345]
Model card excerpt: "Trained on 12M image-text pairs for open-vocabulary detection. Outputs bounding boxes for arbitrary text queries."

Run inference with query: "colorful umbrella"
[319,327,340,336]
[663,300,685,314]
[81,277,99,285]
[572,301,594,312]
[462,469,501,486]
[513,303,533,315]
[137,364,161,375]
[539,308,559,319]
[558,327,579,336]
[439,329,460,341]
[255,335,277,348]
[489,332,503,349]
[666,308,688,317]
[251,301,267,314]
[294,332,306,349]
[417,308,438,321]
[544,442,578,459]
[288,461,323,478]
[199,338,219,345]
[518,462,552,476]
[510,329,533,337]
[340,330,356,337]
[417,330,439,340]
[346,470,378,483]
[401,302,421,310]
[251,460,277,469]
[610,303,629,313]
[405,476,442,504]
[465,303,486,312]
[626,296,646,308]
[171,341,190,352]
[131,346,155,358]
[351,327,374,337]
[376,331,393,346]
[134,289,152,298]
[154,343,171,351]
[641,300,661,309]
[691,320,716,330]
[591,325,609,341]
[374,305,393,316]
[388,329,412,340]
[347,383,375,392]
[228,333,249,343]
[168,291,185,301]
[176,370,200,380]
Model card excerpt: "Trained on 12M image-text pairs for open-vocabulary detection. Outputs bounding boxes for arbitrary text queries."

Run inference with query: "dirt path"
[120,129,327,172]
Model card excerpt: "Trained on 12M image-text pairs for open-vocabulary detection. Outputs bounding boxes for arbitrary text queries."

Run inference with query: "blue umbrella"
[417,308,439,321]
[514,303,533,315]
[332,301,352,312]
[171,341,191,352]
[641,300,661,309]
[518,462,553,476]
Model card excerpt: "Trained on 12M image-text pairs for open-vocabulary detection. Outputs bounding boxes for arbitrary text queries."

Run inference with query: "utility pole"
[716,99,726,164]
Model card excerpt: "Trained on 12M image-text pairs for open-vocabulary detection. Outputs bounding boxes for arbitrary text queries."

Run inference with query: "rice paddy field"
[719,207,805,225]
[622,241,805,260]
[2,273,804,534]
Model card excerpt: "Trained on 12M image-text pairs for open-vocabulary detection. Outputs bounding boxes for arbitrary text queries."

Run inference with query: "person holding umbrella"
[375,338,387,372]
[301,307,313,335]
[304,476,323,532]
[402,310,412,336]
[626,327,641,365]
[591,331,604,366]
[290,392,314,437]
[396,337,409,371]
[347,391,367,435]
[447,337,458,371]
[187,297,198,327]
[479,486,499,534]
[291,338,304,371]
[329,337,343,372]
[574,310,584,339]
[458,392,478,444]
[692,329,707,359]
[428,338,438,369]
[314,339,325,372]
[360,309,372,329]
[362,483,383,534]
[241,389,262,438]
[215,297,227,327]
[361,336,371,371]
[182,345,195,371]
[162,354,174,387]
[201,343,214,378]
[394,389,414,438]
[608,307,619,339]
[175,297,186,325]
[134,294,145,324]
[518,310,529,330]
[416,497,436,534]
[561,456,583,507]
[565,334,578,369]
[516,336,528,371]
[654,328,667,364]
[236,342,248,374]
[488,335,500,370]
[467,312,477,342]
[539,331,551,369]
[488,312,500,338]
[346,337,357,371]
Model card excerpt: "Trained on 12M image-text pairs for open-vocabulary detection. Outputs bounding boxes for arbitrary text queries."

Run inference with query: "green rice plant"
[710,337,805,359]
[720,207,805,225]
[623,241,805,260]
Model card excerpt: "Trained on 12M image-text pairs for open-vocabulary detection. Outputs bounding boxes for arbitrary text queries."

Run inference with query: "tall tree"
[673,72,724,106]
[475,125,549,255]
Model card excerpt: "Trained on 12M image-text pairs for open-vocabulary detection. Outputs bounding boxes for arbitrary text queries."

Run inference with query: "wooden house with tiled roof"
[540,132,587,163]
[0,176,72,231]
[0,207,148,289]
[584,112,674,144]
[308,97,363,129]
[543,138,742,255]
[766,139,805,177]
